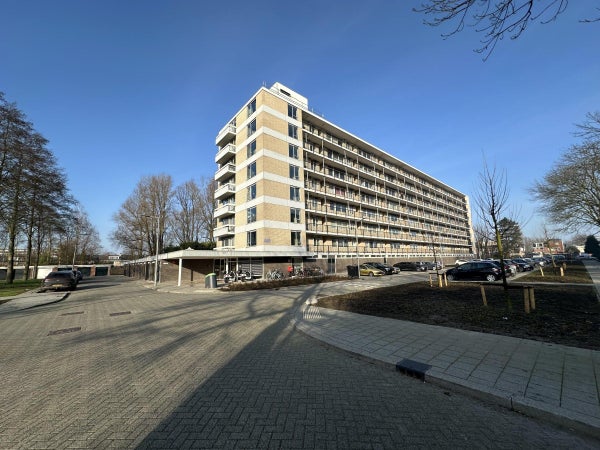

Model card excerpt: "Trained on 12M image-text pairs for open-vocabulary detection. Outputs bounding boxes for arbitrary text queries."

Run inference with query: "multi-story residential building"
[125,82,474,286]
[214,82,474,265]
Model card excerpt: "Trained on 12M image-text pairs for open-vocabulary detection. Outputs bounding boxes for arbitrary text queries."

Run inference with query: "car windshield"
[47,272,70,278]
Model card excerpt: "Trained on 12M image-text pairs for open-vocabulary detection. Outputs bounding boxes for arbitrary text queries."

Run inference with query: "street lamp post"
[355,219,361,278]
[145,214,160,288]
[72,218,79,270]
[153,216,159,288]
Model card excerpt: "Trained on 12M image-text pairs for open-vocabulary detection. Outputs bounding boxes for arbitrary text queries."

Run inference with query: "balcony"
[214,203,236,219]
[215,123,236,146]
[214,225,235,238]
[215,183,236,200]
[215,143,236,165]
[215,163,236,182]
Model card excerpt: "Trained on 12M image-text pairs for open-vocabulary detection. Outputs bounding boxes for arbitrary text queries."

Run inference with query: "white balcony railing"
[215,124,236,146]
[214,204,236,219]
[215,183,235,199]
[215,143,236,164]
[214,225,235,238]
[215,163,236,181]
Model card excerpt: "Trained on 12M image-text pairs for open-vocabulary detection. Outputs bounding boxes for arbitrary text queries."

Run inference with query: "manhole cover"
[109,311,132,317]
[48,327,81,336]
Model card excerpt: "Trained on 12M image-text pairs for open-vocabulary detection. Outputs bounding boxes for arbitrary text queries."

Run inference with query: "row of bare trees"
[110,175,215,258]
[470,111,600,310]
[0,92,100,282]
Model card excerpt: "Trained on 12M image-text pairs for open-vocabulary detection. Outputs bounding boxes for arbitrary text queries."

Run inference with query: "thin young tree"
[474,160,513,309]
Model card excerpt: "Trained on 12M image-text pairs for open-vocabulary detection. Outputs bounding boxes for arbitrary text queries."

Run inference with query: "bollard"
[560,267,564,277]
[539,266,544,277]
[523,287,530,314]
[429,273,433,287]
[529,287,536,311]
[438,274,443,288]
[480,285,488,307]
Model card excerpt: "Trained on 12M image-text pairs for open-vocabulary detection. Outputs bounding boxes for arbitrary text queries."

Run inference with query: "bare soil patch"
[318,281,600,350]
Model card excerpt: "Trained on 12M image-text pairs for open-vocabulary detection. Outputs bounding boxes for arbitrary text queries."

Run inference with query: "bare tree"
[198,177,216,243]
[170,179,205,245]
[415,0,598,59]
[531,140,600,233]
[474,160,513,308]
[111,174,173,256]
[575,111,600,141]
[472,222,493,258]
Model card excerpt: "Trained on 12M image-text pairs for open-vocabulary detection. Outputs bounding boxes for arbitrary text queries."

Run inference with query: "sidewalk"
[292,260,600,438]
[0,290,68,313]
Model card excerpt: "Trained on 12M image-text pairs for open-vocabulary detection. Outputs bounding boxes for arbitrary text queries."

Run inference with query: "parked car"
[445,261,502,282]
[490,260,517,276]
[420,261,443,271]
[359,263,384,277]
[364,262,395,275]
[510,259,533,272]
[393,261,426,272]
[41,271,77,291]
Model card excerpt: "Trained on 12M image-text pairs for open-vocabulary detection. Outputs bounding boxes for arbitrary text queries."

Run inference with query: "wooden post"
[523,287,530,314]
[529,287,536,311]
[438,274,443,288]
[560,267,564,277]
[539,266,544,277]
[480,285,488,306]
[429,273,433,287]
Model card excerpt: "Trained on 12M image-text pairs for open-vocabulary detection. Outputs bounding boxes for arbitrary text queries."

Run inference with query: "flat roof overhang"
[124,249,314,264]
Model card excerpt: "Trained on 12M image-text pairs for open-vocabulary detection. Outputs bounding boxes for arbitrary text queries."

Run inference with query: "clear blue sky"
[2,0,599,251]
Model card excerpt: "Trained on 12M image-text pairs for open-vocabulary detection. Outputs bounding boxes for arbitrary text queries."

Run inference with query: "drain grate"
[109,311,131,317]
[396,359,431,380]
[48,327,81,336]
[61,311,84,316]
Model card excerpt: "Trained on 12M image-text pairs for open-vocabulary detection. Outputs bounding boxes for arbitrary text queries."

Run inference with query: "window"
[247,98,256,116]
[247,162,256,179]
[247,206,256,223]
[247,140,256,158]
[288,104,297,119]
[328,167,345,180]
[247,119,256,137]
[288,123,298,139]
[332,238,349,247]
[247,183,256,200]
[289,164,299,180]
[247,231,257,247]
[291,231,301,246]
[290,208,301,223]
[329,202,347,213]
[288,144,298,159]
[290,186,300,201]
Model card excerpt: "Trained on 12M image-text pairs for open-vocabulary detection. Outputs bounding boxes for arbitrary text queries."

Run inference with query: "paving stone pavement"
[293,261,600,438]
[0,274,599,448]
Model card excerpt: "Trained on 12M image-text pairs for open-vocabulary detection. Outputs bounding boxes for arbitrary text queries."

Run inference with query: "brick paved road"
[0,277,598,449]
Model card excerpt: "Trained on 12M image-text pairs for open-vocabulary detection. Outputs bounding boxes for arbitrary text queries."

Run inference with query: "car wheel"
[447,274,455,281]
[369,272,374,277]
[486,274,496,282]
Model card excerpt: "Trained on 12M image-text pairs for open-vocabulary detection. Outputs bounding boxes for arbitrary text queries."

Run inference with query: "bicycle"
[266,268,283,280]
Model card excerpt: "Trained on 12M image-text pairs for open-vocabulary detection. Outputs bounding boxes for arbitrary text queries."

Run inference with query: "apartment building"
[214,82,475,266]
